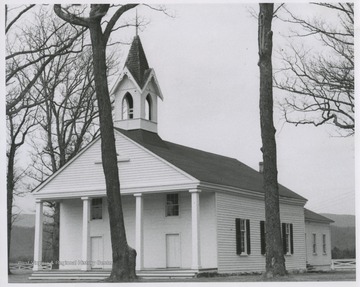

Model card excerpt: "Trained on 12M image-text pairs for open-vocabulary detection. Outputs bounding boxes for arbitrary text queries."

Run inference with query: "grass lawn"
[8,269,356,284]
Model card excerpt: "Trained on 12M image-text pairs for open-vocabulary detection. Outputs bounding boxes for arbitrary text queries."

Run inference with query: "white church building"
[31,36,333,278]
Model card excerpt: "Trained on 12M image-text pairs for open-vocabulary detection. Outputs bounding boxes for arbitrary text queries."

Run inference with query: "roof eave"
[110,67,142,95]
[142,69,164,100]
[199,182,307,205]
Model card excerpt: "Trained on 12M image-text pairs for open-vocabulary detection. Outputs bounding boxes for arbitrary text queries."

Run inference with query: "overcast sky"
[9,3,356,216]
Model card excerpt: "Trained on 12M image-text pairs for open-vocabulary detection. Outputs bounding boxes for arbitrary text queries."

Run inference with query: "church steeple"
[111,35,163,133]
[124,35,150,88]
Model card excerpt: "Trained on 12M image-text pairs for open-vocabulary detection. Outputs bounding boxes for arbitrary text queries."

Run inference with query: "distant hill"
[320,213,355,228]
[10,214,52,262]
[330,226,356,250]
[10,226,34,261]
[320,213,356,255]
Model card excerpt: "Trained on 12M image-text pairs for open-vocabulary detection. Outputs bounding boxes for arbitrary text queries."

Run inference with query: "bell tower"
[111,35,163,133]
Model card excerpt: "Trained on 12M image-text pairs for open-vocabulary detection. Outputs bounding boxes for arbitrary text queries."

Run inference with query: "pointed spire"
[124,35,150,88]
[135,9,139,37]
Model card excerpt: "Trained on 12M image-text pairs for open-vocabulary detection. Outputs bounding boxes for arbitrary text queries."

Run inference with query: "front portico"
[32,187,213,273]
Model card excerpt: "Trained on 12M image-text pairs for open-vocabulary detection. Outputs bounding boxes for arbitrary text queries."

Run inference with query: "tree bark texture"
[258,3,286,277]
[53,4,138,281]
[51,203,60,269]
[7,145,15,275]
[88,17,136,282]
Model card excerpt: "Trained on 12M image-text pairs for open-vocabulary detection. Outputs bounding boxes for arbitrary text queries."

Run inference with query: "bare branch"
[275,3,354,136]
[103,4,138,43]
[6,4,36,34]
[53,4,90,27]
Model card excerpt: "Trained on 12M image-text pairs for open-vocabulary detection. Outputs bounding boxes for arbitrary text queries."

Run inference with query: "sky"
[7,2,356,217]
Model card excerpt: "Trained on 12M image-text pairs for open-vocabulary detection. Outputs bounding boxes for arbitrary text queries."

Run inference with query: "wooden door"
[91,236,103,269]
[166,234,180,268]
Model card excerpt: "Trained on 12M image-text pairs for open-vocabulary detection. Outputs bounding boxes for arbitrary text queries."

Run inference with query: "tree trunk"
[258,3,286,278]
[51,202,60,269]
[7,145,16,275]
[88,19,136,282]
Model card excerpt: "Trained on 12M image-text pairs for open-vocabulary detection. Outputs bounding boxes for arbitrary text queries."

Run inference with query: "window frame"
[165,193,179,217]
[91,198,103,220]
[322,234,327,255]
[235,218,251,255]
[282,223,294,255]
[312,233,317,254]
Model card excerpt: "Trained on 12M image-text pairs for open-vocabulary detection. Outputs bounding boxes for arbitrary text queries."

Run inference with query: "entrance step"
[29,269,197,281]
[138,269,197,279]
[29,270,110,281]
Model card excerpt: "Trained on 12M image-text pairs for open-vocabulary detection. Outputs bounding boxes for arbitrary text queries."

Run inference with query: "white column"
[81,197,91,271]
[134,193,144,271]
[189,189,201,270]
[33,199,43,271]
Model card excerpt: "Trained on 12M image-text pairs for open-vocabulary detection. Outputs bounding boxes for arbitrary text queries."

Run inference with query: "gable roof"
[124,35,151,88]
[304,208,334,223]
[115,128,307,201]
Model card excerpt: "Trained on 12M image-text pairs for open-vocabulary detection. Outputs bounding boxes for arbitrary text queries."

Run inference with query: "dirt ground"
[8,269,356,284]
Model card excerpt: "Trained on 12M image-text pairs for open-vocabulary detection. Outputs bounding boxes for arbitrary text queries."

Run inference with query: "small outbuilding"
[304,208,334,270]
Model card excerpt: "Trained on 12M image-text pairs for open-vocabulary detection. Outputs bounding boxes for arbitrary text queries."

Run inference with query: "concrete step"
[29,276,107,281]
[29,269,197,280]
[29,272,110,281]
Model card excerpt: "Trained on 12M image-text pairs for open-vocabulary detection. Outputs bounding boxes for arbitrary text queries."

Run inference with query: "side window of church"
[235,218,251,255]
[91,198,103,220]
[166,194,179,216]
[282,223,294,255]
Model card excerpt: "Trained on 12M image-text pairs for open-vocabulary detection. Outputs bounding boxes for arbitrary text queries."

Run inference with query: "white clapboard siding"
[305,222,332,268]
[59,199,83,270]
[216,192,306,273]
[37,132,195,195]
[278,203,307,270]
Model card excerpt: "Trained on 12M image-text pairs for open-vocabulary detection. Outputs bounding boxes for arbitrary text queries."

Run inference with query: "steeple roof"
[124,35,151,88]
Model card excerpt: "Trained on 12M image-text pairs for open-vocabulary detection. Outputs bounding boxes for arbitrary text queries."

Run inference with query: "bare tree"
[6,5,87,116]
[7,104,38,274]
[274,3,354,136]
[53,4,139,281]
[6,5,88,274]
[28,46,100,269]
[258,3,286,278]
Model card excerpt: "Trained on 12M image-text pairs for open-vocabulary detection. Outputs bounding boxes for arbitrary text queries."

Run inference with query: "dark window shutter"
[235,218,241,255]
[290,223,294,254]
[246,219,251,255]
[282,223,286,253]
[260,221,266,255]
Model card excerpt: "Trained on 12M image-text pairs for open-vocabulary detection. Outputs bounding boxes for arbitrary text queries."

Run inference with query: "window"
[282,223,294,255]
[235,218,251,255]
[91,198,102,220]
[122,93,134,120]
[166,194,179,216]
[260,221,266,255]
[145,94,152,121]
[312,233,317,254]
[322,234,327,254]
